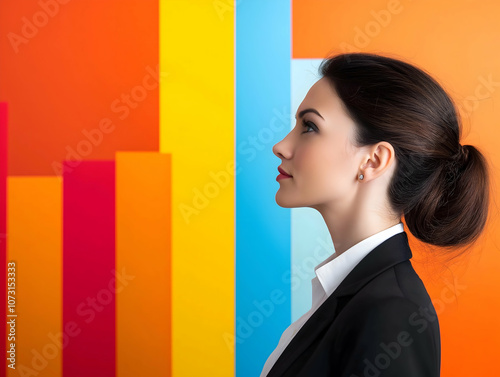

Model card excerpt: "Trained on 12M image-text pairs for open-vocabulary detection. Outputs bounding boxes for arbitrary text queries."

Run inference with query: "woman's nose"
[273,136,291,159]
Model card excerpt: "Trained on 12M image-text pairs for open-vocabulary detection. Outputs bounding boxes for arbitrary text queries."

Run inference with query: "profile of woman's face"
[272,77,364,210]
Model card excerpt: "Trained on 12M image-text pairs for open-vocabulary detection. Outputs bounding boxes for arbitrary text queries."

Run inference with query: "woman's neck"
[314,202,401,256]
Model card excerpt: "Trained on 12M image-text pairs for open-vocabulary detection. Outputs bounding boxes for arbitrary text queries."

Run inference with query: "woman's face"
[273,77,365,210]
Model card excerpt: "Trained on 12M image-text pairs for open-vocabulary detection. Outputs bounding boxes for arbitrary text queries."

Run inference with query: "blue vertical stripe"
[235,1,291,376]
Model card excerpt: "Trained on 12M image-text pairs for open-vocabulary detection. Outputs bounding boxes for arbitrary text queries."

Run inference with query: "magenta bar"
[1,103,7,376]
[63,160,115,377]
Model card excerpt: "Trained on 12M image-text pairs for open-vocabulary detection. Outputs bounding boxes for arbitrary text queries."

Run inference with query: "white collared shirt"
[260,222,405,377]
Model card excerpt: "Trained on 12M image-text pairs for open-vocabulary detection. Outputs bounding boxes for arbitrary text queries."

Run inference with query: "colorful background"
[0,0,499,376]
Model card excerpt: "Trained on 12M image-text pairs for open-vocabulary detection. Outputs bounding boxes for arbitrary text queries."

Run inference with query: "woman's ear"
[359,142,395,182]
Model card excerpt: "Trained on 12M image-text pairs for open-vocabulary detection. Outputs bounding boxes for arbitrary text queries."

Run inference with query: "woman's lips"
[276,173,292,181]
[277,166,292,181]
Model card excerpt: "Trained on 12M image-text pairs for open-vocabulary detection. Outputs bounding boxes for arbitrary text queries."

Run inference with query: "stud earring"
[358,173,364,180]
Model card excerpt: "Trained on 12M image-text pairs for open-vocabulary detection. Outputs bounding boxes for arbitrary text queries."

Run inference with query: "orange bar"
[116,152,171,377]
[7,177,62,377]
[1,102,7,377]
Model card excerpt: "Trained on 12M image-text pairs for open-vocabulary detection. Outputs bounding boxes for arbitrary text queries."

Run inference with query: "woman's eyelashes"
[301,119,317,134]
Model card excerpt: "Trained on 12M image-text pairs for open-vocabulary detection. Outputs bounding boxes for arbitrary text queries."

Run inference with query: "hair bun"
[457,144,469,162]
[412,143,490,247]
[444,145,465,185]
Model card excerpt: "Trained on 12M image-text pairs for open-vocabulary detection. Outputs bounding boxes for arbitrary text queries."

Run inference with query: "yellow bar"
[160,1,235,376]
[7,177,62,377]
[116,152,172,377]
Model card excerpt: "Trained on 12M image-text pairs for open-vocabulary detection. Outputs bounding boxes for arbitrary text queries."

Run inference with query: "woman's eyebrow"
[295,108,325,120]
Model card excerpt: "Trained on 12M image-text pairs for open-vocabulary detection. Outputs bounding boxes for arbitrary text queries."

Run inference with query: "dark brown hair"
[319,52,490,251]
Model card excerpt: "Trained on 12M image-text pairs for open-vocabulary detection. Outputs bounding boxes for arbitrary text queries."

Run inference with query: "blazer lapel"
[266,231,413,377]
[265,288,340,377]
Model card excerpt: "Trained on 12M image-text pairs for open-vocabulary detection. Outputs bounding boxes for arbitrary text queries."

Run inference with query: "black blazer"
[265,231,441,377]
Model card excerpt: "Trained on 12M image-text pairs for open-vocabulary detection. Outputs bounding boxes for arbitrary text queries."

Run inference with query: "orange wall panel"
[293,1,500,375]
[0,0,159,176]
[7,177,62,377]
[116,152,172,377]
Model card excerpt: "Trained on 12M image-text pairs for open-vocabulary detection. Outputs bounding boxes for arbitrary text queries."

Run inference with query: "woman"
[262,52,490,377]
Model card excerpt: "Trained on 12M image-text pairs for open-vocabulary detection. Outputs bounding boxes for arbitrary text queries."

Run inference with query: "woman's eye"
[301,120,317,134]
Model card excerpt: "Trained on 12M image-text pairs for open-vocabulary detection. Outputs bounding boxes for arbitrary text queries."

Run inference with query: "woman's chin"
[275,192,301,208]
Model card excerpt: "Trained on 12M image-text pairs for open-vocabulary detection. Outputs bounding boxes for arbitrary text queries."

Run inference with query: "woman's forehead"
[298,78,346,119]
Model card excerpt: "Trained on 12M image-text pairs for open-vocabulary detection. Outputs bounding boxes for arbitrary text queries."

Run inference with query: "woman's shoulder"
[333,259,440,342]
[350,259,435,311]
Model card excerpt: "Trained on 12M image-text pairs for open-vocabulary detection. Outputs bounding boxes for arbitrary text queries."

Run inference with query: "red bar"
[0,102,7,376]
[63,160,115,377]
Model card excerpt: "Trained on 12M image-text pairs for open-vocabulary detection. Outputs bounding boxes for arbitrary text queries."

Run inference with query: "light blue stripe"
[235,1,291,376]
[290,59,336,322]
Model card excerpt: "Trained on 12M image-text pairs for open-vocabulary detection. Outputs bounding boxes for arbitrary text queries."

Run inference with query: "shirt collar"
[314,222,405,297]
